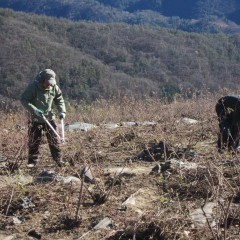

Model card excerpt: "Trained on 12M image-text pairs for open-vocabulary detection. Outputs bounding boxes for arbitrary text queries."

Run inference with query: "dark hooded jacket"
[216,95,240,150]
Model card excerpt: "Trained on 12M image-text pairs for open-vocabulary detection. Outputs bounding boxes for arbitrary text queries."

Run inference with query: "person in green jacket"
[21,69,66,167]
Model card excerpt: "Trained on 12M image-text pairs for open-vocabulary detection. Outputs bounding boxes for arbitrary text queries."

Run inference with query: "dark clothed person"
[215,96,240,152]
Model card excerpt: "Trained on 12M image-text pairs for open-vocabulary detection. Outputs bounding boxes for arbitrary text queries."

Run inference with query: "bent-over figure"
[215,95,240,152]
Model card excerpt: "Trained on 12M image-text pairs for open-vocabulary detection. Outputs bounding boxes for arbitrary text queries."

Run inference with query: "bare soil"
[0,97,240,240]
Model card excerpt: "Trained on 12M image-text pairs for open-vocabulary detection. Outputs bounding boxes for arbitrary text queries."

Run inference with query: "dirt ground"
[0,98,240,239]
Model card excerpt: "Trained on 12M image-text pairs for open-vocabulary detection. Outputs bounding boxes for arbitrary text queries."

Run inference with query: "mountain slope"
[1,0,240,33]
[1,9,240,103]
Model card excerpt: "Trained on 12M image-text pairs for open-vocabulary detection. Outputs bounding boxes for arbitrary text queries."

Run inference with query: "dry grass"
[0,92,239,239]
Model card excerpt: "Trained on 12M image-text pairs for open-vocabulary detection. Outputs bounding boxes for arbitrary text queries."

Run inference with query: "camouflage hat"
[40,69,56,86]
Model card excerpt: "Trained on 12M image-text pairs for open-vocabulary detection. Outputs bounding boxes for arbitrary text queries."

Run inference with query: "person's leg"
[216,99,226,152]
[28,122,43,165]
[217,117,232,152]
[45,120,63,167]
[228,121,240,151]
[235,122,240,149]
[232,112,240,151]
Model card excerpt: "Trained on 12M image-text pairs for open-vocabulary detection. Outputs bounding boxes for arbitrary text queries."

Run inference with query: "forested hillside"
[1,8,240,103]
[1,0,240,33]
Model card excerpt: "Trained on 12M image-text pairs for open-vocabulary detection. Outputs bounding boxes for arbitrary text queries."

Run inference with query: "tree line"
[0,0,240,33]
[1,8,240,104]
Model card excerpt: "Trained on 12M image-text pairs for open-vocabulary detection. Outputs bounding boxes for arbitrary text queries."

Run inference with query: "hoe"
[41,114,66,144]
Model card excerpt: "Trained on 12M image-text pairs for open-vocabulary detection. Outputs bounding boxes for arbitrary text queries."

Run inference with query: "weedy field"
[0,92,240,240]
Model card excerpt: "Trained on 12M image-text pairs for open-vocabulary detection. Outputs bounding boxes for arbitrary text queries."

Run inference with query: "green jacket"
[20,79,66,123]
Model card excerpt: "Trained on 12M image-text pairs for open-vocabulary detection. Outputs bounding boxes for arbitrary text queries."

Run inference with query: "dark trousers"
[216,96,240,151]
[28,120,61,163]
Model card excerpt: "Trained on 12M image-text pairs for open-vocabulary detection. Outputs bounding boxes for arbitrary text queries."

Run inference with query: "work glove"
[59,113,66,119]
[34,109,44,117]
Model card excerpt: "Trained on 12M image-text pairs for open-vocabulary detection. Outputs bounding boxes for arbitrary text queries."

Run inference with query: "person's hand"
[34,109,44,117]
[59,113,66,119]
